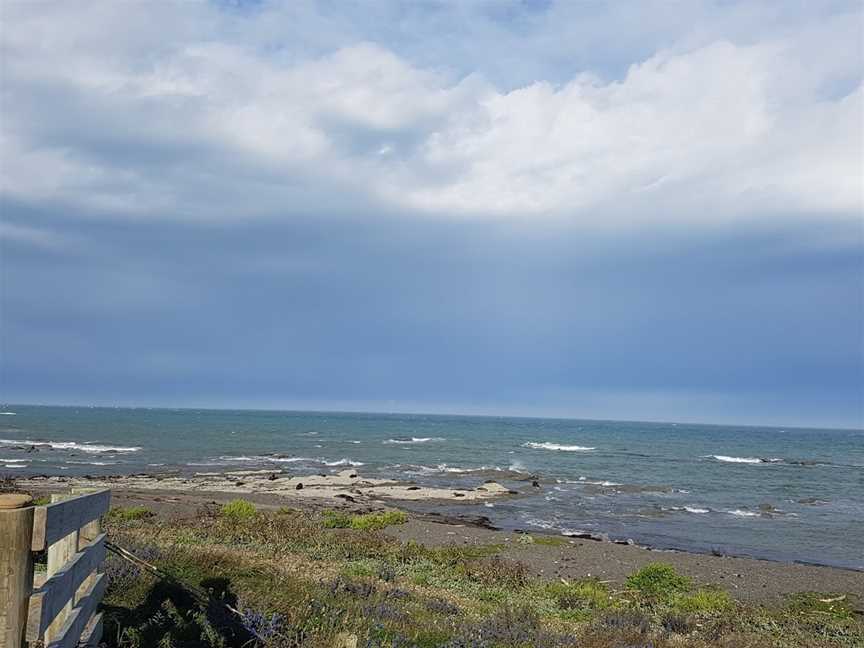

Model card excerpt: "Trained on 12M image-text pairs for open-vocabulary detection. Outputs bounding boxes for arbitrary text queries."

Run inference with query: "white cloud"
[1,1,861,225]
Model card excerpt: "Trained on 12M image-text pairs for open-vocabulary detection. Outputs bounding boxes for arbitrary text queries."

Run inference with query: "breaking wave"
[324,458,364,467]
[384,437,445,444]
[0,438,141,453]
[522,441,594,452]
[727,509,761,517]
[710,455,765,464]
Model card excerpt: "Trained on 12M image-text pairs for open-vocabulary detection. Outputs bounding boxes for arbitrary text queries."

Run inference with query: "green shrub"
[323,509,408,531]
[674,587,733,614]
[220,499,257,520]
[322,510,354,528]
[547,579,612,610]
[108,506,155,522]
[626,562,690,597]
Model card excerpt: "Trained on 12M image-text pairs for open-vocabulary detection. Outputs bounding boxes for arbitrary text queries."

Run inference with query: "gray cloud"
[1,1,862,427]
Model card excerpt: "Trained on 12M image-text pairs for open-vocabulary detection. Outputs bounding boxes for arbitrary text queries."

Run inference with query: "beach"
[13,469,864,605]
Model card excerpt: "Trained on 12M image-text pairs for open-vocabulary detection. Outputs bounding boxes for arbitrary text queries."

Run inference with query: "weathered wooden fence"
[1,488,110,648]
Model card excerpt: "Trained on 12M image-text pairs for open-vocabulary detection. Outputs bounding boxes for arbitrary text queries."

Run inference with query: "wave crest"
[0,438,141,453]
[523,441,594,452]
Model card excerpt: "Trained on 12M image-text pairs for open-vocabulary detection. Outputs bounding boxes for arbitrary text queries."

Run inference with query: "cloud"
[1,1,861,224]
[0,222,77,252]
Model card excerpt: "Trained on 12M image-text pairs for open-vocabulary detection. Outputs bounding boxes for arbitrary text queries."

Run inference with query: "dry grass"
[98,506,863,648]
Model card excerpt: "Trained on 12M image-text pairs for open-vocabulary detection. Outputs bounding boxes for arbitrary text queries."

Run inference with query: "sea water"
[1,405,861,570]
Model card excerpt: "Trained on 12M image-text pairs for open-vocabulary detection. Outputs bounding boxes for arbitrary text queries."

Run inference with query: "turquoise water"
[1,405,862,570]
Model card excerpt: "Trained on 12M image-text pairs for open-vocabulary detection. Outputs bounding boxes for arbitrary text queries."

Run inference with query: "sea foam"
[710,455,763,464]
[0,438,141,453]
[523,441,594,452]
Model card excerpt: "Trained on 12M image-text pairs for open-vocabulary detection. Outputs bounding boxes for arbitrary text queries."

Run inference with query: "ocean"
[1,405,861,570]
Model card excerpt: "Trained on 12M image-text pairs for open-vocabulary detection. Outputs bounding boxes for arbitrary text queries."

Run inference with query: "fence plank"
[79,612,103,648]
[31,490,111,551]
[43,572,106,648]
[27,534,106,641]
[45,494,79,642]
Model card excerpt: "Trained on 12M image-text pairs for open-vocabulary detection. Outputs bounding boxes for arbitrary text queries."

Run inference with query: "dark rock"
[295,483,303,490]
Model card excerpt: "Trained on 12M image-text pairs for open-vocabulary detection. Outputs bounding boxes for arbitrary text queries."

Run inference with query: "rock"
[295,483,303,490]
[268,473,278,481]
[532,480,540,488]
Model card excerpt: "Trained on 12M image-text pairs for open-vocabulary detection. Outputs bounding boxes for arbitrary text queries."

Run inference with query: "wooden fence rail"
[0,489,111,648]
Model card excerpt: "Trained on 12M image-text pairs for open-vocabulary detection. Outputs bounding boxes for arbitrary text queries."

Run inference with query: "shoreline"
[11,470,864,604]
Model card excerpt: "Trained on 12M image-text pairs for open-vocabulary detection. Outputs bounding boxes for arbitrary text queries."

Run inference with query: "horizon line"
[3,401,861,433]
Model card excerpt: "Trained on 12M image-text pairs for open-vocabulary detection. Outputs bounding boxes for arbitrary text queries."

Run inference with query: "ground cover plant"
[94,502,863,648]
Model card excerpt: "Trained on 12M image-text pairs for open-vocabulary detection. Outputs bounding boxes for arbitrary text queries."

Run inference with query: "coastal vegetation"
[95,503,862,648]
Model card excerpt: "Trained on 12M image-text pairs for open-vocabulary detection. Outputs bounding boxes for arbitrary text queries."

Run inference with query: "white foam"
[0,412,16,415]
[710,455,763,464]
[4,464,26,469]
[727,509,760,517]
[667,506,710,514]
[384,437,445,444]
[565,478,621,486]
[66,460,117,466]
[392,462,508,475]
[0,438,141,453]
[324,459,364,467]
[522,441,594,452]
[266,457,314,463]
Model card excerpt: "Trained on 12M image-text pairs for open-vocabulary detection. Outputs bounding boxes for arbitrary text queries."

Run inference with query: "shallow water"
[1,405,862,569]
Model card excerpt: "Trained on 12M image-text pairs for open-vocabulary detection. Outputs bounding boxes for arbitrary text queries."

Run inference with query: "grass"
[221,499,257,520]
[107,505,155,522]
[626,562,691,598]
[97,506,863,648]
[546,579,613,611]
[322,509,408,530]
[674,587,734,614]
[787,592,858,620]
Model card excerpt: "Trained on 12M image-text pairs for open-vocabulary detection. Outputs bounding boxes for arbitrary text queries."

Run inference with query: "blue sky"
[1,1,862,428]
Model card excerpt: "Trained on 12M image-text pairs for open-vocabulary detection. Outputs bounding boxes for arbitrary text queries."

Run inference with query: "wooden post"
[45,494,78,642]
[0,494,34,648]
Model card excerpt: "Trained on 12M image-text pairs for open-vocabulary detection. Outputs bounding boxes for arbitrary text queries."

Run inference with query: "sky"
[0,0,862,428]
